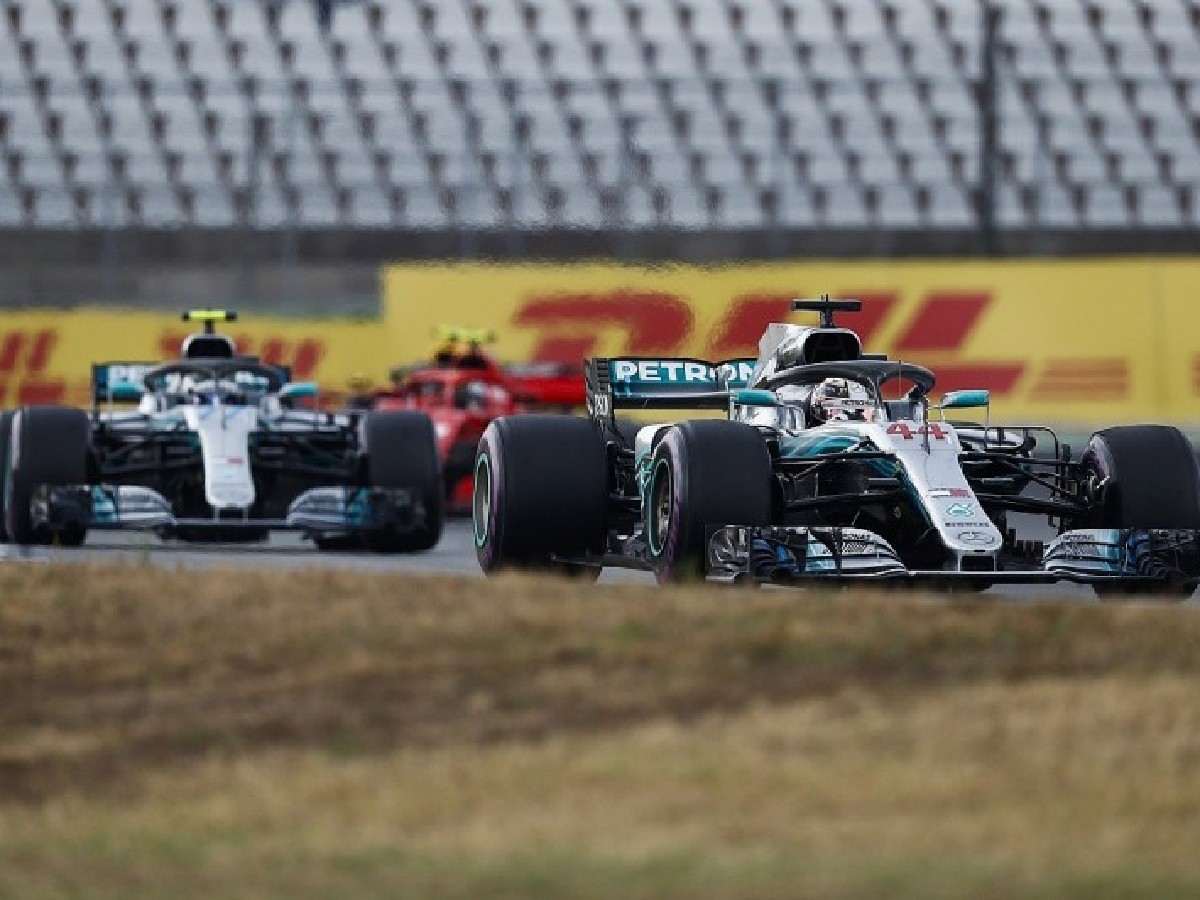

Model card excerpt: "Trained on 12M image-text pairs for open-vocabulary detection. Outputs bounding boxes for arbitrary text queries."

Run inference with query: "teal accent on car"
[91,487,117,523]
[636,453,656,508]
[473,453,491,548]
[345,488,370,526]
[778,427,863,459]
[732,389,778,407]
[941,389,990,410]
[280,381,319,402]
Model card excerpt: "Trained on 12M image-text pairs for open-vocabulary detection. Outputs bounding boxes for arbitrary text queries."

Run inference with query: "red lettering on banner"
[832,292,898,345]
[0,333,23,373]
[513,292,694,362]
[289,341,324,380]
[932,364,1025,395]
[0,330,66,405]
[706,294,791,357]
[893,292,991,353]
[18,381,66,404]
[27,330,55,372]
[259,338,287,367]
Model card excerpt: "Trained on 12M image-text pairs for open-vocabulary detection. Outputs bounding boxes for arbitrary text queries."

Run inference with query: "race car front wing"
[37,484,424,538]
[708,525,1200,590]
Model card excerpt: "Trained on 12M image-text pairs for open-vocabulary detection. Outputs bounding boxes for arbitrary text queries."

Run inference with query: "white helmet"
[811,378,873,423]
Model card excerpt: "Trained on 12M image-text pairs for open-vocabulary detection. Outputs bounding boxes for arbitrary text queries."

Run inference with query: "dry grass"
[1,564,1200,898]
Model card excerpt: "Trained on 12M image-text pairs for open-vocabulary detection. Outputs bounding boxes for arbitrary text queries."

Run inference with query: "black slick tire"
[5,406,91,547]
[0,411,13,542]
[473,415,607,577]
[1081,425,1200,598]
[359,411,444,552]
[645,420,773,583]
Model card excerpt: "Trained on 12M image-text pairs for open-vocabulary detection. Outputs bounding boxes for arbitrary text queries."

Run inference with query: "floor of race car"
[0,516,1129,599]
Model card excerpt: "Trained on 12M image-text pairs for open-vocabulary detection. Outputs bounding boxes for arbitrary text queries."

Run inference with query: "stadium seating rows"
[1,0,1198,229]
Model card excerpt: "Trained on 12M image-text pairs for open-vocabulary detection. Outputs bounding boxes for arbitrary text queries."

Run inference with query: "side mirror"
[732,389,778,407]
[280,381,318,402]
[940,389,990,411]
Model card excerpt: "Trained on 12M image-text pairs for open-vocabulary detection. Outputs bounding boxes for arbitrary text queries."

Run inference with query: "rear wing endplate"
[585,357,757,419]
[92,361,157,406]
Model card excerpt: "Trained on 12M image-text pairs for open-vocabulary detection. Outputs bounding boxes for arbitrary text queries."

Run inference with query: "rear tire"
[646,420,773,583]
[1081,425,1200,598]
[5,406,91,547]
[474,415,607,577]
[359,411,444,552]
[0,411,13,542]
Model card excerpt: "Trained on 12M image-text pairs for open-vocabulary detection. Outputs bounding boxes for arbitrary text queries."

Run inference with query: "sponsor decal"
[929,488,971,499]
[957,531,998,546]
[886,422,950,441]
[612,360,715,384]
[610,359,756,389]
[946,502,975,518]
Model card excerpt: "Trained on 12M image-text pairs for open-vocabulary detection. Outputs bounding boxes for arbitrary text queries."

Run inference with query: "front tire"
[5,406,91,547]
[474,415,607,577]
[0,411,13,542]
[646,420,773,583]
[1081,425,1200,598]
[359,411,444,552]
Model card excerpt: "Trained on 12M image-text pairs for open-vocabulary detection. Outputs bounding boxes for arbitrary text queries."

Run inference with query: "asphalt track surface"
[0,518,1109,599]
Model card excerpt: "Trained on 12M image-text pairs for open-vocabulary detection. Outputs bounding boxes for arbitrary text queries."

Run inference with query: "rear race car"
[374,326,584,511]
[473,298,1200,596]
[0,310,444,552]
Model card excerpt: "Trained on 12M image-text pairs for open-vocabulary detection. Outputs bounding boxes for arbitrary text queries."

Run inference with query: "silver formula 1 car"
[0,310,443,551]
[474,298,1200,595]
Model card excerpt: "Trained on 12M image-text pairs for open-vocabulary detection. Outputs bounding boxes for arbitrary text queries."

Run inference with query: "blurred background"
[1,0,1199,423]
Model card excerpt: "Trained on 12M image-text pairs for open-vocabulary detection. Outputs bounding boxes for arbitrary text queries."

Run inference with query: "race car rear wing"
[585,356,757,419]
[92,359,296,409]
[92,362,157,406]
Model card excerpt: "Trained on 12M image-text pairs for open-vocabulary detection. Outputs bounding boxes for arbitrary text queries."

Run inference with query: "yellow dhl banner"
[4,257,1199,424]
[384,258,1200,424]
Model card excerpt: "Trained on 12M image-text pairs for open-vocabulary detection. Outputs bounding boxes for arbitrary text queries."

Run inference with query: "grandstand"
[1,0,1199,233]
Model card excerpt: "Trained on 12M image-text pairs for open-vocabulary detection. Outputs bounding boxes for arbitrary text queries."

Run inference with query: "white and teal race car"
[0,311,443,551]
[474,298,1200,595]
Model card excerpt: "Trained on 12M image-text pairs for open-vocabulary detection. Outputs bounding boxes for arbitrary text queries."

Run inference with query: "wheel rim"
[648,457,672,557]
[472,452,492,548]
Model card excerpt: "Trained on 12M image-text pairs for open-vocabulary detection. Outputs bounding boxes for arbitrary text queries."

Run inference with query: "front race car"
[0,311,444,552]
[472,298,1200,596]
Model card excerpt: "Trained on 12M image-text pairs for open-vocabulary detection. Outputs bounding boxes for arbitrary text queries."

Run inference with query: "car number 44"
[887,422,949,441]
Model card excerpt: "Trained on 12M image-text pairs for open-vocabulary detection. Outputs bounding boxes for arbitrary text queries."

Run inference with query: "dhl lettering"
[0,329,66,406]
[512,292,694,363]
[513,289,1025,396]
[892,292,991,353]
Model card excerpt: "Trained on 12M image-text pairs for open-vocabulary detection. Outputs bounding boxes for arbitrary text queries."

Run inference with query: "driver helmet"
[189,377,244,405]
[811,378,874,423]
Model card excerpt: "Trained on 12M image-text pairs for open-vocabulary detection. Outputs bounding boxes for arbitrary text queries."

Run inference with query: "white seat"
[819,184,867,227]
[1084,184,1130,227]
[926,184,974,228]
[31,187,77,226]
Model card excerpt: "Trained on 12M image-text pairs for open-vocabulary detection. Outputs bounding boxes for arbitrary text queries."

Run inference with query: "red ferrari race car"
[370,328,584,511]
